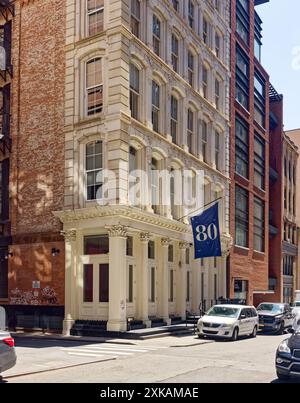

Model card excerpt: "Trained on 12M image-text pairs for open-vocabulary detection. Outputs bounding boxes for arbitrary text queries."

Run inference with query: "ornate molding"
[60,229,77,242]
[179,242,190,250]
[106,225,128,238]
[140,232,151,243]
[161,237,171,247]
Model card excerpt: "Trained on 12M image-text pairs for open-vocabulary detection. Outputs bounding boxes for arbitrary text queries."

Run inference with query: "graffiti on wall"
[10,286,58,305]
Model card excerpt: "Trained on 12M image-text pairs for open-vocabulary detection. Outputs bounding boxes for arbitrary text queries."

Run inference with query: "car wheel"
[251,325,258,338]
[231,327,239,342]
[277,371,290,381]
[198,334,205,339]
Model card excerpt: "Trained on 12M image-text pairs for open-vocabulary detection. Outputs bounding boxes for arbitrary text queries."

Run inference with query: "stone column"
[158,237,171,325]
[61,229,77,336]
[178,242,189,320]
[107,225,128,332]
[137,232,151,328]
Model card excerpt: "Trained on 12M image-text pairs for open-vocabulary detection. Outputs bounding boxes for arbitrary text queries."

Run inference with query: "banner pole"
[178,196,223,222]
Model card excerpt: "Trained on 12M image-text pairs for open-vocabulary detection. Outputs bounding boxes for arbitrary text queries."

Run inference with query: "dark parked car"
[276,324,300,380]
[257,303,295,334]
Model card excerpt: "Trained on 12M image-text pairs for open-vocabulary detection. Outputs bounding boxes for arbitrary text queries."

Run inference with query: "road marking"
[76,346,150,353]
[65,352,107,358]
[61,348,133,356]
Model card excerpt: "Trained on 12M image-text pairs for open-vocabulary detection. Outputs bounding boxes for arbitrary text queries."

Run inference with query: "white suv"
[197,304,259,341]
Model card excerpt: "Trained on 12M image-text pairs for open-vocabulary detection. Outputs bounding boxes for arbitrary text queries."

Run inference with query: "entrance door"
[80,260,109,321]
[148,264,157,317]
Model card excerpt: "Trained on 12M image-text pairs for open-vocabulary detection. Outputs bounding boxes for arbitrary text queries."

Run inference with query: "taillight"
[2,337,15,347]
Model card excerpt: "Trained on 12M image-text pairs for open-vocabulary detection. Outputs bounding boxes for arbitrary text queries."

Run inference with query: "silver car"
[0,331,16,375]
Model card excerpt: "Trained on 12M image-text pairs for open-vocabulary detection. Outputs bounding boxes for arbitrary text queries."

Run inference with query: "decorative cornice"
[60,229,77,243]
[106,225,128,238]
[54,206,191,235]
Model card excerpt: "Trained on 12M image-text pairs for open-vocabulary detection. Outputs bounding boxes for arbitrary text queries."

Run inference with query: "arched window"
[215,130,221,171]
[129,146,138,205]
[152,81,160,133]
[86,141,103,201]
[151,158,159,213]
[202,64,209,99]
[171,95,178,144]
[152,14,161,57]
[188,0,195,30]
[87,0,104,37]
[170,167,182,220]
[187,50,194,87]
[171,33,179,73]
[130,63,140,120]
[202,120,208,163]
[187,108,194,153]
[86,58,103,116]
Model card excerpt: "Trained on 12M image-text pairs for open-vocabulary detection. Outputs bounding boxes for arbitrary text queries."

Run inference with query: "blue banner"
[190,203,222,259]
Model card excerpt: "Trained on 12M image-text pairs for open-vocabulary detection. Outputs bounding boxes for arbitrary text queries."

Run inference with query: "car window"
[240,309,247,319]
[252,308,258,317]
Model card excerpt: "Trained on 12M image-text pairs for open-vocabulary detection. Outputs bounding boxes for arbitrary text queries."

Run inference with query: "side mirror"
[240,314,246,320]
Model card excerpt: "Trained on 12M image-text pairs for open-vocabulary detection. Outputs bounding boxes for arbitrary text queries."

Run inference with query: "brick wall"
[4,0,66,307]
[229,0,270,306]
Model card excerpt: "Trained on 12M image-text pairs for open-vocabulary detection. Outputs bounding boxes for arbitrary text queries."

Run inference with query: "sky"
[257,0,300,131]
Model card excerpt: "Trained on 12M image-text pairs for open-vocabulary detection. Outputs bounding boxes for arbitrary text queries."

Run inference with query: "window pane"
[84,235,109,255]
[99,264,109,302]
[83,264,93,302]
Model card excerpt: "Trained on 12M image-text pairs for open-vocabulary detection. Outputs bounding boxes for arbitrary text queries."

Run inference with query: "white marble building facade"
[57,0,232,334]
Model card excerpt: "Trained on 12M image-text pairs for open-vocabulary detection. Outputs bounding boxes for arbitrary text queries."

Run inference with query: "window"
[149,267,156,302]
[254,11,262,61]
[169,269,174,302]
[0,249,8,299]
[254,135,265,190]
[202,65,208,99]
[83,264,93,302]
[99,264,109,302]
[129,146,138,205]
[254,197,265,252]
[168,245,174,262]
[84,235,109,255]
[188,50,194,87]
[153,15,161,57]
[86,141,103,200]
[87,0,104,37]
[171,34,179,73]
[187,108,194,152]
[171,95,178,144]
[235,47,249,110]
[126,236,133,256]
[215,32,221,58]
[187,271,191,302]
[188,1,195,29]
[235,117,249,178]
[235,186,249,248]
[86,58,103,116]
[0,159,9,221]
[151,158,159,213]
[254,72,266,127]
[203,17,209,45]
[131,0,141,38]
[130,64,140,120]
[152,81,160,133]
[215,130,220,171]
[186,248,190,265]
[202,121,208,163]
[215,78,220,110]
[236,0,249,45]
[127,264,134,303]
[172,0,179,12]
[148,241,155,259]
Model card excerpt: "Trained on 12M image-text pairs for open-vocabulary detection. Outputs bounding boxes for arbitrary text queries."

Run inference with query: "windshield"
[206,306,240,318]
[294,302,300,307]
[257,303,283,313]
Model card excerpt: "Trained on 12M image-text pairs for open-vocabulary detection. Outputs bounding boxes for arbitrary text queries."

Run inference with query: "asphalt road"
[2,332,300,383]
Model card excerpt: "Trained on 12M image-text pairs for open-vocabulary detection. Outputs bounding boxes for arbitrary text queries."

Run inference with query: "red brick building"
[229,0,270,305]
[0,0,65,329]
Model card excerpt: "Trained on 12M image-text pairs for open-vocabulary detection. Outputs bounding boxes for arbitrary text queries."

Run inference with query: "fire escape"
[0,0,14,300]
